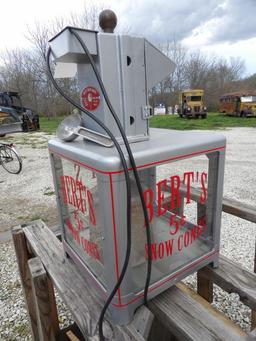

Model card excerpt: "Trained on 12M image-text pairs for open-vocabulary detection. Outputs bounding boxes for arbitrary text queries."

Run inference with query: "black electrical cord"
[47,48,132,340]
[69,28,152,304]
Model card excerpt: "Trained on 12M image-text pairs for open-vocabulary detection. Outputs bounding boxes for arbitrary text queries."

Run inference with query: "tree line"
[151,40,253,111]
[0,4,101,117]
[0,5,254,116]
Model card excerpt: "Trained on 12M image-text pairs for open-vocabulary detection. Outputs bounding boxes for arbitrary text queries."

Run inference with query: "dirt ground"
[0,127,256,338]
[0,127,256,241]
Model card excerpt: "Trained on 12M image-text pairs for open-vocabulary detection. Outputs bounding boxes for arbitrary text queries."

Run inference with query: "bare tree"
[0,2,248,116]
[150,38,187,110]
[24,2,104,117]
[164,38,187,93]
[183,50,213,89]
[149,44,246,112]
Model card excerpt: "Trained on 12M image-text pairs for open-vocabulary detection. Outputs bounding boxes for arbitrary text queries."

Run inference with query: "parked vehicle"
[219,91,256,117]
[0,91,40,137]
[178,89,207,119]
[154,104,166,115]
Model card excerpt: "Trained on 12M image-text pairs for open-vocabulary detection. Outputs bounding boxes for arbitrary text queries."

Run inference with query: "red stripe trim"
[49,145,225,175]
[110,146,226,174]
[50,144,223,308]
[49,149,109,174]
[111,249,219,307]
[109,174,122,305]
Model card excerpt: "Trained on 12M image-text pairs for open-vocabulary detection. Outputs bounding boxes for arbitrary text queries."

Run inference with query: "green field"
[40,116,65,134]
[40,112,256,134]
[149,112,256,130]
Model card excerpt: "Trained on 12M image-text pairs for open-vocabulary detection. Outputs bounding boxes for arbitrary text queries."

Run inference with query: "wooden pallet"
[12,189,256,340]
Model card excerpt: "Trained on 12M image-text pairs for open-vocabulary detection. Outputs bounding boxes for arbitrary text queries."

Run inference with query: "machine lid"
[48,26,98,42]
[145,40,175,90]
[49,128,226,174]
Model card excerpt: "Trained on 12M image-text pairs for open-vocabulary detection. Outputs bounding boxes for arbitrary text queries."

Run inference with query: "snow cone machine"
[48,10,226,325]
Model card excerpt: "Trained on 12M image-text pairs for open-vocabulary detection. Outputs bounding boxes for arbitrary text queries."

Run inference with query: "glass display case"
[49,128,226,324]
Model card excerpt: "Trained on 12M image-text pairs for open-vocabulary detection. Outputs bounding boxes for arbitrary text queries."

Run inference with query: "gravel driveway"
[0,128,256,340]
[0,132,58,235]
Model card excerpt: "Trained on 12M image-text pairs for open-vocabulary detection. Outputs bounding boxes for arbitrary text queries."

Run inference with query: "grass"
[13,323,30,337]
[43,186,55,196]
[38,112,256,135]
[39,116,65,134]
[149,112,256,130]
[2,113,256,137]
[17,214,41,221]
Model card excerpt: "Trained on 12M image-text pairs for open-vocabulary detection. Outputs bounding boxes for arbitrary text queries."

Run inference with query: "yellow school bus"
[219,91,256,117]
[178,89,207,118]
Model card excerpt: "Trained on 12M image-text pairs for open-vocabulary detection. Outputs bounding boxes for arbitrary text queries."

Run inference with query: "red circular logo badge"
[81,86,100,111]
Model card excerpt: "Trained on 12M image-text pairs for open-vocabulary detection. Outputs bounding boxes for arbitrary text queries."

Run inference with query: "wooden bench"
[177,185,256,330]
[12,215,256,340]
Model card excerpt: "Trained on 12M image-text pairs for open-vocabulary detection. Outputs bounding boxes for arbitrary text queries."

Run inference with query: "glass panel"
[10,95,22,108]
[191,96,202,101]
[52,154,105,286]
[0,114,17,125]
[130,155,213,291]
[241,96,252,103]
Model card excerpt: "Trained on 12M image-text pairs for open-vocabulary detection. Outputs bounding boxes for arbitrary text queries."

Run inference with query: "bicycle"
[0,142,22,174]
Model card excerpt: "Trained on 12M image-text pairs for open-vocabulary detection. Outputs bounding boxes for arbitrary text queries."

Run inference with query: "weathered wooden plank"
[148,282,246,341]
[21,220,255,340]
[23,220,151,340]
[246,328,256,341]
[197,268,213,303]
[200,255,256,310]
[115,306,154,341]
[222,198,256,224]
[254,238,256,274]
[56,323,86,341]
[66,330,80,341]
[130,305,154,340]
[12,226,40,341]
[197,201,214,303]
[252,312,256,332]
[148,318,176,341]
[252,240,256,330]
[23,220,113,339]
[28,257,59,341]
